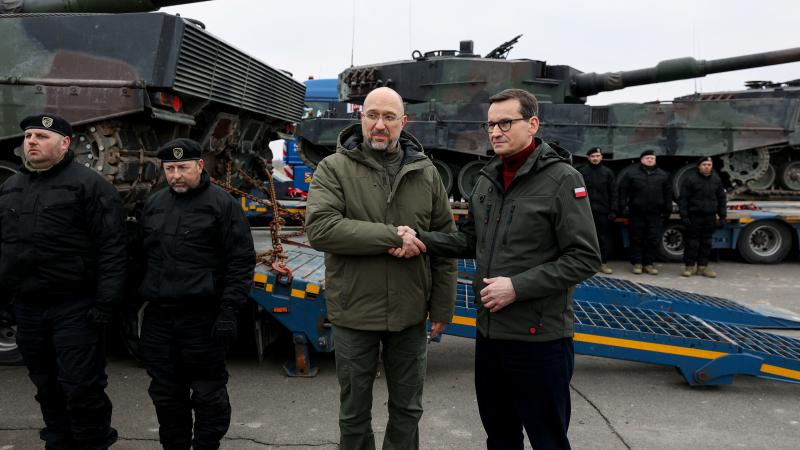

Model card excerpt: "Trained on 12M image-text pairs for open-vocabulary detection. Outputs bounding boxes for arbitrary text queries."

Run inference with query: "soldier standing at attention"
[617,150,672,275]
[137,138,255,450]
[305,87,457,450]
[398,89,600,450]
[0,114,126,449]
[679,156,727,278]
[578,147,616,274]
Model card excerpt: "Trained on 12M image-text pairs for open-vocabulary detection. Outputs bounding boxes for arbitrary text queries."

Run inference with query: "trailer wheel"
[658,223,686,262]
[0,321,22,366]
[737,221,792,264]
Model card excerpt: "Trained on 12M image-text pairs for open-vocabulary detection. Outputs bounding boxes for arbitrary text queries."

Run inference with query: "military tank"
[0,0,306,208]
[296,36,800,200]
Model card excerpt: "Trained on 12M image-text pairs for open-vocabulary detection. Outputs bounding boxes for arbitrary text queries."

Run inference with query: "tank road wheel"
[431,158,454,195]
[671,164,696,200]
[457,160,487,200]
[720,148,770,189]
[0,321,22,366]
[737,221,792,264]
[778,161,800,191]
[658,223,686,262]
[296,138,334,170]
[0,159,19,184]
[748,164,776,191]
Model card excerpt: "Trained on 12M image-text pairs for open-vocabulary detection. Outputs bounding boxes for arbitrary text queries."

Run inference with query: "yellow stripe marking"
[291,288,306,299]
[266,283,273,292]
[253,273,267,284]
[306,284,320,294]
[574,332,727,360]
[452,315,477,326]
[760,363,800,380]
[240,197,247,211]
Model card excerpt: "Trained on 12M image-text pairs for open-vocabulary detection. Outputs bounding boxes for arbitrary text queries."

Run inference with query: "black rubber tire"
[0,321,22,366]
[737,220,793,264]
[657,223,686,263]
[0,159,19,185]
[431,158,454,195]
[671,164,696,201]
[457,160,487,200]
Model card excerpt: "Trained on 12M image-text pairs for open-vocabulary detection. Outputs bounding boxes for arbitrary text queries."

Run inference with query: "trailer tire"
[658,223,686,262]
[737,221,792,264]
[0,322,22,366]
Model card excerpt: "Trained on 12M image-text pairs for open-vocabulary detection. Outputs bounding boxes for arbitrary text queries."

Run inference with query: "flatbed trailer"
[249,229,800,386]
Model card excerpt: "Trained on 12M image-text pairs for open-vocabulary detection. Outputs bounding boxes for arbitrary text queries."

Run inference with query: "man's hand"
[388,226,426,258]
[429,321,446,340]
[0,304,15,327]
[212,308,238,346]
[716,217,726,229]
[480,277,517,313]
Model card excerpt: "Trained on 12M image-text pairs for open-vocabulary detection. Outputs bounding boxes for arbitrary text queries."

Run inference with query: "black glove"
[0,304,15,327]
[86,304,114,326]
[681,217,692,227]
[716,218,726,229]
[212,308,238,346]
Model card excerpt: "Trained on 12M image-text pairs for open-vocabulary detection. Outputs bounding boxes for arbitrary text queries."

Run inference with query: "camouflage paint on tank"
[297,37,800,198]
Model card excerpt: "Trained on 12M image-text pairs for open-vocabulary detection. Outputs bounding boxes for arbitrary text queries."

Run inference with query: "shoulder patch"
[574,186,588,198]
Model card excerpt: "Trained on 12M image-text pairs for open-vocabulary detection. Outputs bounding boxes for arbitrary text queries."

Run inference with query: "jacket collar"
[20,150,75,176]
[335,123,428,170]
[169,170,211,197]
[481,138,572,186]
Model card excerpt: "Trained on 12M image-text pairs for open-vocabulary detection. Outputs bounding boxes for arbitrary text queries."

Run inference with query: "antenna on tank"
[350,0,356,67]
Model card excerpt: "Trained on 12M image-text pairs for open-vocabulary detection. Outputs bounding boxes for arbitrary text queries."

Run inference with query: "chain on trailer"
[211,159,308,285]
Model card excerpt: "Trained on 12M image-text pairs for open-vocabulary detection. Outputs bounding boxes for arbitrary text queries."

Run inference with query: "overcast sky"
[163,0,800,106]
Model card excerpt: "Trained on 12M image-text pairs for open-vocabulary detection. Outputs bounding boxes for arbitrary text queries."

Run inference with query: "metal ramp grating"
[713,322,800,361]
[579,276,648,295]
[456,284,478,309]
[638,283,753,313]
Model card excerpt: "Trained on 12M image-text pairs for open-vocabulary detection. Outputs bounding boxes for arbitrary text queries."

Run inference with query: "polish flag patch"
[574,187,588,198]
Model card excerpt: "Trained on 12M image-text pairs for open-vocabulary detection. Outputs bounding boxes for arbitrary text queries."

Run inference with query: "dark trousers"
[592,211,614,263]
[14,296,117,450]
[475,333,574,450]
[332,323,428,450]
[684,213,716,266]
[139,304,230,450]
[629,213,664,265]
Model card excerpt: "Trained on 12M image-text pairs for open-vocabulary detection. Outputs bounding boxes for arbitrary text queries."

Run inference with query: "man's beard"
[366,134,399,152]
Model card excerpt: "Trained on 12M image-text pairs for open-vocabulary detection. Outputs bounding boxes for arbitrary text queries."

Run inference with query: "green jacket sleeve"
[306,157,403,255]
[425,166,457,324]
[510,171,601,300]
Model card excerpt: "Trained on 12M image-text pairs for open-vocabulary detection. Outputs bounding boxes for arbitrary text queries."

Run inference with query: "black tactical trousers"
[14,295,117,450]
[139,304,230,450]
[592,211,614,263]
[684,213,716,266]
[475,333,574,450]
[629,213,664,265]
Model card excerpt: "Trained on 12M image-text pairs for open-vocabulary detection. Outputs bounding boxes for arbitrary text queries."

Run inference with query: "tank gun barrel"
[572,47,800,97]
[12,0,207,13]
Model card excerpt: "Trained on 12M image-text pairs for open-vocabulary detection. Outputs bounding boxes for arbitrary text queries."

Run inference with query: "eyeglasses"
[481,117,528,133]
[362,112,403,124]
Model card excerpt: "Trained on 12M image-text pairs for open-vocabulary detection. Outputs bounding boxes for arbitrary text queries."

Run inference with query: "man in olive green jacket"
[400,89,600,450]
[305,87,457,450]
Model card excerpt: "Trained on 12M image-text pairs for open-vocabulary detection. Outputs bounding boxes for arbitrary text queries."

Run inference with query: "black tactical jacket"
[0,151,127,305]
[679,170,727,219]
[617,164,673,215]
[138,172,255,310]
[578,163,615,215]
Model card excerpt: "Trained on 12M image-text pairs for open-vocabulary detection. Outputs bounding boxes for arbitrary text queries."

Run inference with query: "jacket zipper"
[501,204,516,246]
[484,190,505,338]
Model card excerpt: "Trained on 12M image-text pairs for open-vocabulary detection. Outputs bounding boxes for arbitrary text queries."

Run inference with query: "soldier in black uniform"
[679,156,726,278]
[0,114,126,450]
[137,138,255,450]
[578,147,616,274]
[617,150,672,275]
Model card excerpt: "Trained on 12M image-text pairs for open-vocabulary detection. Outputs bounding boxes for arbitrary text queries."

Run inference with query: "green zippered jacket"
[419,139,600,341]
[305,124,457,331]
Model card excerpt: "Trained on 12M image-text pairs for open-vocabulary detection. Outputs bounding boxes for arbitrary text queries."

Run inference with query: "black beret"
[697,156,712,166]
[586,147,602,156]
[640,149,656,158]
[157,138,202,162]
[20,113,73,137]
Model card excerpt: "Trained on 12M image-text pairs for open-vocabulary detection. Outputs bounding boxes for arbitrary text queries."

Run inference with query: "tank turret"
[1,0,205,13]
[298,37,800,200]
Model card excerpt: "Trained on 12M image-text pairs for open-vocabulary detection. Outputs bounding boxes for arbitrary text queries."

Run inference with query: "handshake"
[388,226,427,258]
